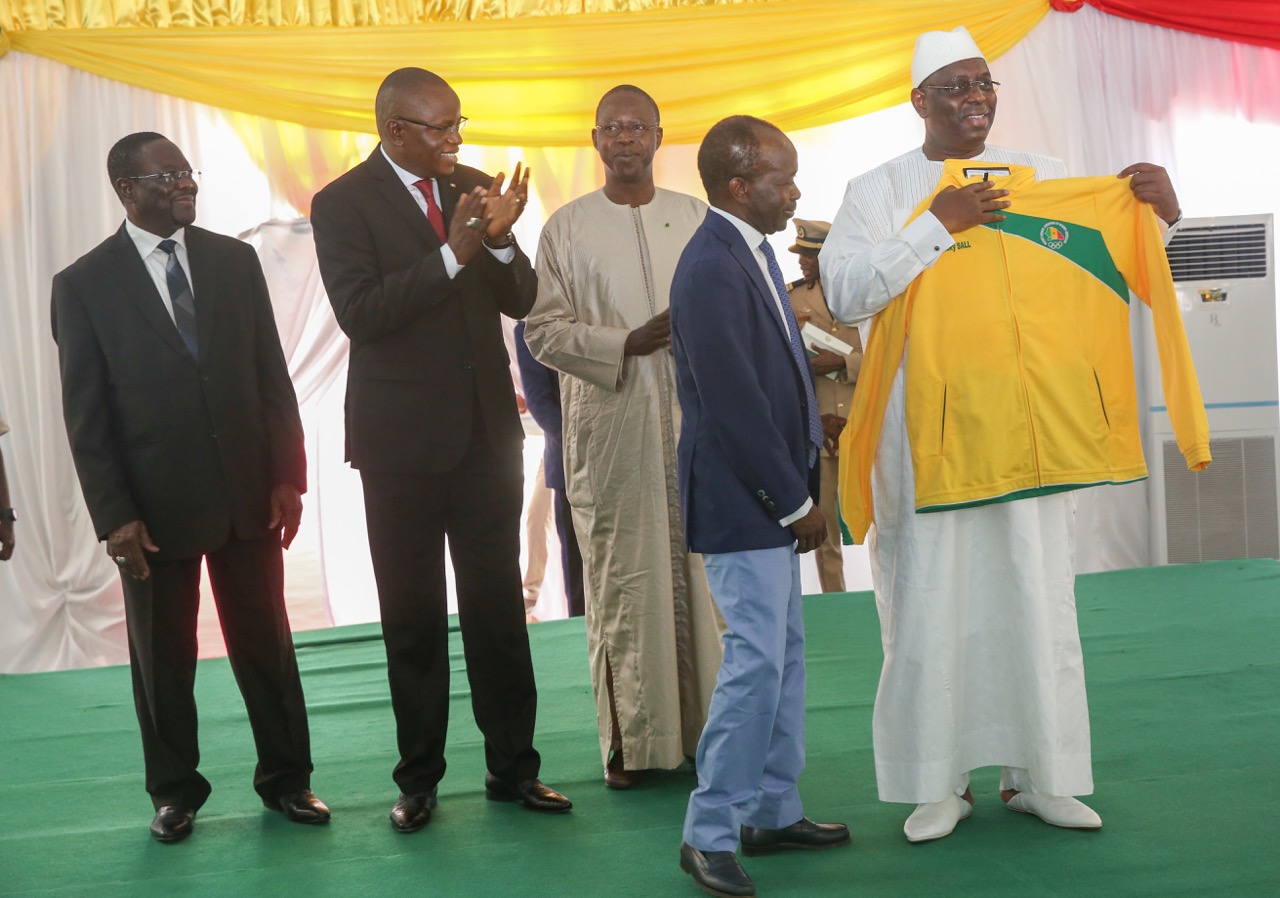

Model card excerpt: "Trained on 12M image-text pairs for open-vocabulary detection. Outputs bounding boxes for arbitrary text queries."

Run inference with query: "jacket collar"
[367,144,461,246]
[105,223,201,365]
[702,209,791,346]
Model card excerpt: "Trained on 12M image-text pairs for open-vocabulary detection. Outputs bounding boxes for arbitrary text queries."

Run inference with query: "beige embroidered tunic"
[526,188,722,768]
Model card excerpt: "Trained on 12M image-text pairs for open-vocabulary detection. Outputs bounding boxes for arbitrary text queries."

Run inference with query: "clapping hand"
[484,162,531,240]
[448,186,491,265]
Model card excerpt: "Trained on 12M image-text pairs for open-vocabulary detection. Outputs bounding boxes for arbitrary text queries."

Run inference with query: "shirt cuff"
[779,497,813,528]
[441,243,461,278]
[1159,213,1183,247]
[486,243,516,264]
[902,211,955,266]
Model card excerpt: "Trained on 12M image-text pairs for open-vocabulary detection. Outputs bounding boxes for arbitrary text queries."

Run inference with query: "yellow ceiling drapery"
[1,0,1051,145]
[0,1,773,29]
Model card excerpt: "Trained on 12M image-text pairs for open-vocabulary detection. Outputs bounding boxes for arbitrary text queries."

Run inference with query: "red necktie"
[412,179,447,244]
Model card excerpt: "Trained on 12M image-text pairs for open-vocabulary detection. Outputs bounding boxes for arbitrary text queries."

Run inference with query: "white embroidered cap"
[911,26,986,88]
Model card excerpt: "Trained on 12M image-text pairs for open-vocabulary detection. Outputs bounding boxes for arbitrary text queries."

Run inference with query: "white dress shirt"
[125,218,192,325]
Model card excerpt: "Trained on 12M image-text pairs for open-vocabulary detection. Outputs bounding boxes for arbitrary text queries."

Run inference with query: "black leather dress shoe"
[390,790,438,833]
[483,774,572,813]
[679,842,755,897]
[150,806,195,843]
[269,788,331,825]
[740,817,851,856]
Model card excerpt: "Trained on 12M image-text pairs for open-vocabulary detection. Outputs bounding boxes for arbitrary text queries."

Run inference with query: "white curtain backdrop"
[2,6,1278,672]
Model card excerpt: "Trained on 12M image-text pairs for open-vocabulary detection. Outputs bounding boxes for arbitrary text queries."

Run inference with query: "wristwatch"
[0,508,15,522]
[483,231,515,250]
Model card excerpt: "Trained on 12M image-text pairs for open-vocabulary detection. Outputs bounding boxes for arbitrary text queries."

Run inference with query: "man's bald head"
[697,115,779,201]
[376,68,452,139]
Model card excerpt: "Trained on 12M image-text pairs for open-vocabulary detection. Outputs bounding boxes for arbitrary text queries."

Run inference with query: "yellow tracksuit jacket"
[840,161,1211,543]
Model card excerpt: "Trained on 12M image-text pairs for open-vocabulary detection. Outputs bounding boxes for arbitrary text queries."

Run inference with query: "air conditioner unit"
[1145,214,1279,564]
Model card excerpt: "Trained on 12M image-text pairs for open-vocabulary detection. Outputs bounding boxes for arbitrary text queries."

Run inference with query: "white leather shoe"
[1005,792,1102,829]
[904,794,973,843]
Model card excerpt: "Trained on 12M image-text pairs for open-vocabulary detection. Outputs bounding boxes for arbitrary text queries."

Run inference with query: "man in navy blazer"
[671,117,850,897]
[513,320,585,617]
[52,133,326,843]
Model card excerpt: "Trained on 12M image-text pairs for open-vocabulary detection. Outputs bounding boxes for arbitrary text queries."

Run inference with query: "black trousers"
[361,429,541,795]
[553,488,586,618]
[122,533,313,811]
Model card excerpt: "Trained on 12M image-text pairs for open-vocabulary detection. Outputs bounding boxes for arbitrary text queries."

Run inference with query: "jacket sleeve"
[311,184,461,342]
[1108,189,1211,472]
[513,322,563,438]
[243,244,307,491]
[51,271,141,540]
[525,223,629,392]
[479,241,538,320]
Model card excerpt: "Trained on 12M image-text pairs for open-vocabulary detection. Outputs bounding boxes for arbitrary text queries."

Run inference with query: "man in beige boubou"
[525,85,722,791]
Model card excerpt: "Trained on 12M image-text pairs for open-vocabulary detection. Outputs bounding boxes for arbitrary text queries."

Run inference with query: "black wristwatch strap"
[0,508,15,522]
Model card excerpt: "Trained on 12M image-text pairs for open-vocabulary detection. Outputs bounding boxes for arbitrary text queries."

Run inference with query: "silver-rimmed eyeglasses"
[124,170,201,185]
[595,122,661,137]
[395,116,468,135]
[919,80,1000,97]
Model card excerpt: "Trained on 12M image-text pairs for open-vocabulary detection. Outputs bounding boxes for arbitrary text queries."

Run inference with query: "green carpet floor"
[1,559,1277,897]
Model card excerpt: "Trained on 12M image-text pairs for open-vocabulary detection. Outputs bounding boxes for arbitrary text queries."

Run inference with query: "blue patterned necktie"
[760,239,822,468]
[157,239,199,357]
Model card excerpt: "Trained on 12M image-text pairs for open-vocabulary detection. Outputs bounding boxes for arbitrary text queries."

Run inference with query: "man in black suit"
[52,132,328,843]
[310,67,571,832]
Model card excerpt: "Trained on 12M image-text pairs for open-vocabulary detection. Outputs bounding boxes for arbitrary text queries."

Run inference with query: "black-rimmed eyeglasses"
[918,80,1000,97]
[395,116,468,135]
[124,170,201,185]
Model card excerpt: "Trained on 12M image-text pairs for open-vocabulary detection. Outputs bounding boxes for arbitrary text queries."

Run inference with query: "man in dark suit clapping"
[310,67,571,833]
[52,132,327,843]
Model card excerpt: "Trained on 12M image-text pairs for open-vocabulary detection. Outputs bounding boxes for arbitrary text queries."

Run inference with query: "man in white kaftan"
[525,86,722,787]
[821,27,1184,842]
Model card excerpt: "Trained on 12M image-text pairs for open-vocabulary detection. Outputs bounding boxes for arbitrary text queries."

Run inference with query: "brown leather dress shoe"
[739,817,851,855]
[679,842,755,897]
[150,806,195,843]
[390,790,438,833]
[269,788,331,825]
[484,774,573,813]
[604,749,644,790]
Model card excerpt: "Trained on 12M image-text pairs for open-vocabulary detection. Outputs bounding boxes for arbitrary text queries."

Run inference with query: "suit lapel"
[107,225,195,363]
[367,146,440,247]
[439,176,461,230]
[706,212,792,347]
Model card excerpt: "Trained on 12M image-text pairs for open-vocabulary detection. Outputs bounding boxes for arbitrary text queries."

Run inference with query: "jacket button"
[462,362,473,370]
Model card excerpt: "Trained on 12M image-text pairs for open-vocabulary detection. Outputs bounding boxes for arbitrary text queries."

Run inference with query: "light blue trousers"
[682,545,806,852]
